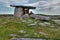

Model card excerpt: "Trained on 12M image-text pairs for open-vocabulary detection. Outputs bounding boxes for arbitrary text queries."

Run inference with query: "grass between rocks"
[0,17,60,40]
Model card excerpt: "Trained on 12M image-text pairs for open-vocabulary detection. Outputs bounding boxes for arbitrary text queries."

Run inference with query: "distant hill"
[0,14,14,17]
[0,14,60,19]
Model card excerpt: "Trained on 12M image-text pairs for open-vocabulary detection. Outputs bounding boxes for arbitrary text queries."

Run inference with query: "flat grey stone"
[28,23,36,26]
[39,32,47,35]
[10,38,17,40]
[10,34,17,37]
[53,20,60,24]
[50,25,55,28]
[39,23,46,26]
[21,20,27,23]
[19,30,26,33]
[28,20,32,22]
[34,21,38,24]
[44,22,51,25]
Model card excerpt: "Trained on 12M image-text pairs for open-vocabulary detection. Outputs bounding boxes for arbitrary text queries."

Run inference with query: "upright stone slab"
[14,7,23,17]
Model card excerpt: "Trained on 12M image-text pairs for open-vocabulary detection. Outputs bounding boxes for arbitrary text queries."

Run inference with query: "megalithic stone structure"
[10,5,36,18]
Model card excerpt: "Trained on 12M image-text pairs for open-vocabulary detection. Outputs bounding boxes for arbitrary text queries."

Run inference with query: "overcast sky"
[0,0,60,15]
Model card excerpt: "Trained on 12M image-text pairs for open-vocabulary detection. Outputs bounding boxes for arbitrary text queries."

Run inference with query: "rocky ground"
[0,16,60,40]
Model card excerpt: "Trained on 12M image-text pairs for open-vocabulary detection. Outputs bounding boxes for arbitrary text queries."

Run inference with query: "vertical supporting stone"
[14,7,23,18]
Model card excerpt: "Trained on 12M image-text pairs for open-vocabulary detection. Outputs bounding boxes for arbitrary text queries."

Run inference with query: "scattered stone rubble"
[10,38,46,40]
[9,14,60,40]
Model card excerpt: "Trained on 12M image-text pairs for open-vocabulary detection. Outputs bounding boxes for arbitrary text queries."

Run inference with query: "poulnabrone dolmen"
[10,5,36,18]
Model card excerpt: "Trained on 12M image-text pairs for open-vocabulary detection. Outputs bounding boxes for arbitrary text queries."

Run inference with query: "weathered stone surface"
[28,23,36,26]
[39,23,46,26]
[44,22,51,25]
[53,20,60,24]
[19,30,26,33]
[50,25,55,28]
[30,14,50,21]
[22,14,30,18]
[39,32,47,35]
[34,21,38,24]
[30,14,39,19]
[10,38,17,40]
[14,7,23,17]
[10,34,16,37]
[28,20,32,22]
[21,20,27,23]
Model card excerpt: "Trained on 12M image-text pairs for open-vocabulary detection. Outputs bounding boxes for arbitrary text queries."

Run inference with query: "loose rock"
[19,30,26,33]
